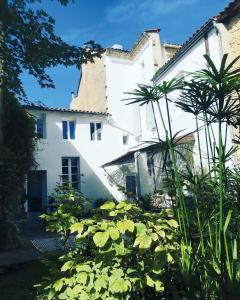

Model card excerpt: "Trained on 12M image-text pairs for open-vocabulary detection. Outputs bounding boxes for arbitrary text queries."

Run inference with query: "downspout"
[134,151,141,199]
[214,19,237,165]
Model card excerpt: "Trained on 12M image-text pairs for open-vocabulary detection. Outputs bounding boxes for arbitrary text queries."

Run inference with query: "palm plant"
[124,53,240,299]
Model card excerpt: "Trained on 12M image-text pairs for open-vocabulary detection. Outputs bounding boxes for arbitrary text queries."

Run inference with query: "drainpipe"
[134,151,141,199]
[213,18,231,60]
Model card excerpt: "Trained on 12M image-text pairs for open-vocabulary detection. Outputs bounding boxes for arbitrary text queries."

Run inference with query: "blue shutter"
[36,118,44,138]
[90,123,95,140]
[69,121,75,139]
[62,121,68,139]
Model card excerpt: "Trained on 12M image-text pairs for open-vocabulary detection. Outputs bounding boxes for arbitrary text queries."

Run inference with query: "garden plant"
[39,54,240,299]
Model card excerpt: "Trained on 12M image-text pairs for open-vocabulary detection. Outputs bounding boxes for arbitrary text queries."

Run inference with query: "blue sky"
[22,0,230,108]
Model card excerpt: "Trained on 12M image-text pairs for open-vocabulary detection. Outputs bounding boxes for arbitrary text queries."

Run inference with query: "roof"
[152,0,240,82]
[102,133,195,168]
[216,0,240,22]
[152,19,214,82]
[23,105,109,116]
[105,28,179,61]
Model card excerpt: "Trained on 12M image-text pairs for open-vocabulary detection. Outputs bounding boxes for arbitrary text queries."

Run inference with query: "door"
[28,171,47,219]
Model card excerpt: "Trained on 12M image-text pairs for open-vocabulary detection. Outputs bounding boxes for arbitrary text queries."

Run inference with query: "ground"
[0,260,47,300]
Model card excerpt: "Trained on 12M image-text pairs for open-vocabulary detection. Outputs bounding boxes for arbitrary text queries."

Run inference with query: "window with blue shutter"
[62,121,68,139]
[69,121,75,139]
[62,121,75,140]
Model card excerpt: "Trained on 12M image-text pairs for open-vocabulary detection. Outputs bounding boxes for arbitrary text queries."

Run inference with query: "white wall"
[105,38,157,145]
[29,109,130,201]
[150,28,234,169]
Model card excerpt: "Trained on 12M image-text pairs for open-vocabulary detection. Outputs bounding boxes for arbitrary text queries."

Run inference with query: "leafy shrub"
[38,200,179,299]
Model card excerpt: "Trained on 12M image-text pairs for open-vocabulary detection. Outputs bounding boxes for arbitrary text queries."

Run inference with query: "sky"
[21,0,230,108]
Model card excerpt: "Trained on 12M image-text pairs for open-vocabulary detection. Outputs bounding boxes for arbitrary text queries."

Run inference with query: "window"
[61,157,80,189]
[125,175,136,195]
[122,135,129,145]
[147,155,155,176]
[90,122,102,140]
[36,114,46,139]
[62,121,75,140]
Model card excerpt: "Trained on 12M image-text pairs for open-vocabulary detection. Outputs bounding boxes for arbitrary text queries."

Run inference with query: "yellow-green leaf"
[93,231,109,247]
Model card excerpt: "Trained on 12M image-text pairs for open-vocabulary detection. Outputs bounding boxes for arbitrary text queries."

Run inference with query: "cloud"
[106,0,198,23]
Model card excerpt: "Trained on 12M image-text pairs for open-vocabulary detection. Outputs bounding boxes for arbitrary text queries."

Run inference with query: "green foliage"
[1,0,102,96]
[0,91,36,248]
[38,200,179,299]
[41,184,92,249]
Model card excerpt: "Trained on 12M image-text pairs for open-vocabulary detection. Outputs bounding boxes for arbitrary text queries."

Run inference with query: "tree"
[0,0,102,247]
[0,0,102,144]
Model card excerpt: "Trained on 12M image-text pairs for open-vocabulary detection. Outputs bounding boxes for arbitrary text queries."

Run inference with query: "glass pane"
[71,166,77,174]
[90,123,95,140]
[96,123,102,140]
[71,158,78,166]
[62,166,69,174]
[62,175,69,182]
[72,182,78,189]
[72,174,78,182]
[36,118,44,138]
[62,158,68,166]
[123,135,128,145]
[62,121,68,139]
[69,121,75,140]
[126,176,136,195]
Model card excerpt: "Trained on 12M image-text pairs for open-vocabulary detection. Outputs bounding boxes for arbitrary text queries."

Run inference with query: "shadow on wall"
[42,122,114,200]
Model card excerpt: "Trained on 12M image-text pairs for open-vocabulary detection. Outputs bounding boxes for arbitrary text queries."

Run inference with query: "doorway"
[27,170,47,220]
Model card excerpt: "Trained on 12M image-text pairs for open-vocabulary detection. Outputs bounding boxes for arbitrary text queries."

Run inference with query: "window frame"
[36,113,46,139]
[62,120,76,140]
[125,175,137,195]
[61,157,80,190]
[90,122,102,141]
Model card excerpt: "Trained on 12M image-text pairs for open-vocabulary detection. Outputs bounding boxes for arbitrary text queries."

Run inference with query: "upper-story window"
[36,114,46,139]
[90,122,102,140]
[122,135,129,145]
[62,120,75,140]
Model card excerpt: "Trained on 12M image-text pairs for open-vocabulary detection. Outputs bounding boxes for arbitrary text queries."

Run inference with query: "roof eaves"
[152,19,214,82]
[24,105,109,116]
[216,0,240,22]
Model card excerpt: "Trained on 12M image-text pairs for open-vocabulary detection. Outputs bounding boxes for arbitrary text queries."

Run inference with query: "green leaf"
[53,279,64,291]
[93,231,109,247]
[76,264,92,273]
[61,260,74,272]
[117,220,134,234]
[135,223,147,236]
[166,219,178,228]
[72,284,83,295]
[95,275,108,291]
[146,275,154,287]
[115,240,125,255]
[70,222,84,234]
[134,235,152,249]
[108,227,120,240]
[100,201,116,210]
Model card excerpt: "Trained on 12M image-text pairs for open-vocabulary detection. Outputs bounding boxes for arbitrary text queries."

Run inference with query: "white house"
[25,105,131,216]
[25,1,240,213]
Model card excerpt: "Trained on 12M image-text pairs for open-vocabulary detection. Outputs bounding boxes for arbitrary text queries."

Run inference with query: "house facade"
[26,1,240,213]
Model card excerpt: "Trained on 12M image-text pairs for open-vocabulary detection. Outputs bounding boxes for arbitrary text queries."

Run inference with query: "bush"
[38,199,179,299]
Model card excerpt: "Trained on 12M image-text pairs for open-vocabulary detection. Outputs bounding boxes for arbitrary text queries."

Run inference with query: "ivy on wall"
[0,91,36,248]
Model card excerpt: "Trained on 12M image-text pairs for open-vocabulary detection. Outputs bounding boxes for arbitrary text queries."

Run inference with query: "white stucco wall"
[150,28,234,170]
[29,109,132,201]
[105,38,157,145]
